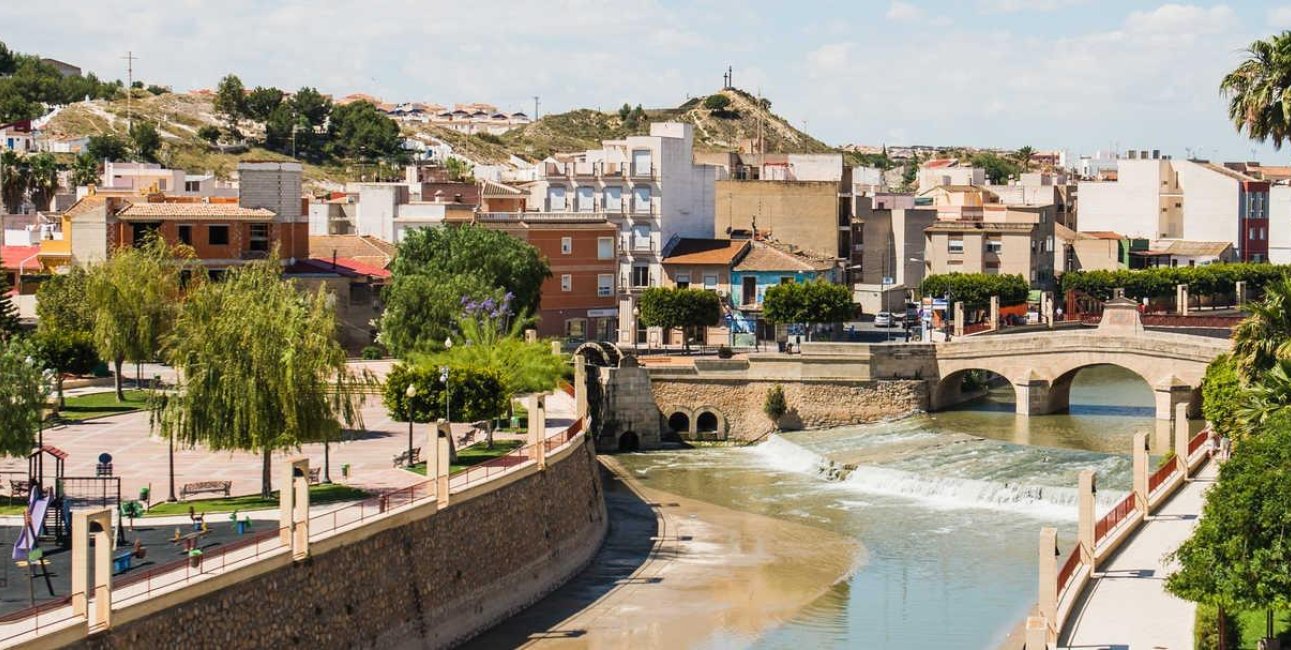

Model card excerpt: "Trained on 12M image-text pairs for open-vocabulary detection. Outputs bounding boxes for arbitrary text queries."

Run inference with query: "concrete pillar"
[528,393,547,441]
[528,396,547,470]
[432,420,450,507]
[71,508,113,633]
[524,328,538,344]
[1236,280,1247,307]
[953,301,964,338]
[573,355,589,420]
[551,340,561,356]
[1132,432,1149,512]
[1078,469,1096,574]
[1153,380,1192,421]
[989,295,1000,332]
[1038,527,1058,629]
[1176,283,1189,316]
[280,457,310,560]
[1026,616,1050,650]
[1174,402,1190,473]
[1013,375,1050,416]
[1043,291,1055,328]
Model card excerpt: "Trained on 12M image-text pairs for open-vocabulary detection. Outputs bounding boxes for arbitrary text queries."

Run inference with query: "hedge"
[918,273,1029,308]
[1060,264,1290,301]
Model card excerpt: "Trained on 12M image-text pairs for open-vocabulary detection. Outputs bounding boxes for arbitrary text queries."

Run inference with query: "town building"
[851,196,934,313]
[350,182,474,243]
[1270,185,1291,264]
[659,238,749,346]
[91,162,238,198]
[917,159,985,193]
[730,240,839,342]
[1078,154,1269,262]
[702,152,852,260]
[1057,228,1128,273]
[285,257,389,353]
[1130,240,1236,268]
[922,186,1057,288]
[40,161,307,271]
[0,120,35,153]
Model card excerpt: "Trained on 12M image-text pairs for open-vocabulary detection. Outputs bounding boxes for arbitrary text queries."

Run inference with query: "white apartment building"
[917,161,985,193]
[496,122,718,344]
[88,162,238,198]
[352,183,474,243]
[1079,156,1269,261]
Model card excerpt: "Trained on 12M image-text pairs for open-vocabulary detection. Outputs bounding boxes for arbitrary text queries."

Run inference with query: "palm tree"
[0,151,30,214]
[1220,31,1291,149]
[25,154,58,212]
[1015,145,1036,172]
[1236,359,1291,436]
[1232,276,1291,382]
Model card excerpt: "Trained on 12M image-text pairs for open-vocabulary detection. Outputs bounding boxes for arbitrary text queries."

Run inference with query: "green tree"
[213,74,247,134]
[0,150,29,213]
[969,151,1021,184]
[1221,32,1291,149]
[444,156,473,182]
[244,86,284,122]
[1233,276,1291,382]
[69,152,99,187]
[763,280,854,336]
[1237,359,1291,436]
[1014,145,1036,172]
[382,361,508,448]
[637,287,722,349]
[327,100,402,160]
[25,152,57,210]
[263,103,298,155]
[196,125,221,145]
[291,87,331,129]
[703,94,732,111]
[764,384,787,431]
[86,134,129,162]
[0,336,48,457]
[159,258,370,497]
[1168,410,1291,647]
[129,120,162,163]
[1203,355,1245,440]
[919,272,1030,308]
[33,330,97,409]
[382,225,551,355]
[0,42,15,76]
[35,266,96,406]
[85,236,187,401]
[0,273,19,339]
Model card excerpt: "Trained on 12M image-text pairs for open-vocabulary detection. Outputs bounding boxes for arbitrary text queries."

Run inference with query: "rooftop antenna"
[122,50,138,130]
[533,96,540,120]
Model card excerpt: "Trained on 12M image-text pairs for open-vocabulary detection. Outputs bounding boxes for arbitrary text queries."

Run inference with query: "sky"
[3,0,1291,162]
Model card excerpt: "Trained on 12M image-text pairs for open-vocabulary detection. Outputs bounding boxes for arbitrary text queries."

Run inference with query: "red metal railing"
[545,418,584,454]
[0,596,78,644]
[1056,548,1082,596]
[1188,429,1210,457]
[963,321,992,335]
[112,526,286,606]
[1094,494,1136,543]
[560,381,576,398]
[1148,461,1177,494]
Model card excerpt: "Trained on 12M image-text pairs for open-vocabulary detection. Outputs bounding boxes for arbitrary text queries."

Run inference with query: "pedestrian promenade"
[1059,460,1218,650]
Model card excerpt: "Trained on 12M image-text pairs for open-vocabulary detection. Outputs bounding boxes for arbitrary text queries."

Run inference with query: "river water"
[616,365,1168,649]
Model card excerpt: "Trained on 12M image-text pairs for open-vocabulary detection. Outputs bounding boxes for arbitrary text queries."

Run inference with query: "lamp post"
[441,336,453,429]
[404,384,416,467]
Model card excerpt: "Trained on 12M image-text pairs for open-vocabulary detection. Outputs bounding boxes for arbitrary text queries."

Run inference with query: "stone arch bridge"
[642,299,1231,441]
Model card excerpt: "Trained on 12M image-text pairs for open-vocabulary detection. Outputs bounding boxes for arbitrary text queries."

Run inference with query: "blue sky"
[4,1,1291,162]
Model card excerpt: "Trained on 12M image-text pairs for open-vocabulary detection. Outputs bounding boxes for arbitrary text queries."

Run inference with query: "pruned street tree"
[637,287,722,350]
[763,279,854,340]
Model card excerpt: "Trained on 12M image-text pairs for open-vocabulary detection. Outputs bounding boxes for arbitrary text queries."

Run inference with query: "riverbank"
[466,455,861,648]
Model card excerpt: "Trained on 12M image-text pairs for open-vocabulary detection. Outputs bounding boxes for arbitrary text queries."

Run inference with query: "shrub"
[473,132,503,145]
[764,384,787,430]
[197,125,221,145]
[717,346,733,359]
[703,94,731,111]
[1194,603,1239,650]
[1201,354,1242,438]
[919,273,1029,308]
[1061,264,1290,302]
[360,345,385,360]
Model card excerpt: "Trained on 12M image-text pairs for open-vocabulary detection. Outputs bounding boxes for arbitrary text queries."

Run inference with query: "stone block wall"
[67,441,606,650]
[652,378,927,441]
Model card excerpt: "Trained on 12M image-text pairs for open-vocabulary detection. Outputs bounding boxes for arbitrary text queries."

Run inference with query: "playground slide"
[12,486,51,561]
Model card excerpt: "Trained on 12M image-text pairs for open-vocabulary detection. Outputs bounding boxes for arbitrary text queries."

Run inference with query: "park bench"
[180,481,232,500]
[308,468,321,484]
[9,480,29,500]
[392,447,421,468]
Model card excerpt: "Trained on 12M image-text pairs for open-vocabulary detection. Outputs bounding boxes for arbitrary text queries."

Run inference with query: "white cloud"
[978,0,1087,13]
[1267,5,1291,28]
[805,43,855,77]
[886,1,924,22]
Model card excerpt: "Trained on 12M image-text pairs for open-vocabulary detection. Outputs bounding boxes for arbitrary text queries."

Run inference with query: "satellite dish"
[98,452,112,465]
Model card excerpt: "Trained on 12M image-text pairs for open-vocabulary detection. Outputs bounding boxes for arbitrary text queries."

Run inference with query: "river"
[612,365,1172,649]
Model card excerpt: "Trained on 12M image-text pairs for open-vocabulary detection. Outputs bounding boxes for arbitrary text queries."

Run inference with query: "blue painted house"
[729,241,839,342]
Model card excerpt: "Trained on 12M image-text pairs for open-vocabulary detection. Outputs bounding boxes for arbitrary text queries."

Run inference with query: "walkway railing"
[1094,494,1136,543]
[0,597,76,645]
[113,527,287,606]
[1056,548,1082,597]
[1147,460,1176,494]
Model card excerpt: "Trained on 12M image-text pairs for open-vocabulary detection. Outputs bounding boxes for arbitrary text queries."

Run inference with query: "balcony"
[629,163,657,179]
[476,211,609,223]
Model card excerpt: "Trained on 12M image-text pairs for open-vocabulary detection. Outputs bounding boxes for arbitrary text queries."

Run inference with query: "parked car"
[874,311,893,327]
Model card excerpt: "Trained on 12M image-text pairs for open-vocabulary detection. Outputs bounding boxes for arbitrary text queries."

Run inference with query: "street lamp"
[404,384,417,467]
[439,365,451,427]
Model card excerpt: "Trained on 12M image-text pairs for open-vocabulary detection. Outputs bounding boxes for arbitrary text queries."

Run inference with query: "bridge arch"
[931,367,1018,412]
[666,409,693,435]
[694,409,727,440]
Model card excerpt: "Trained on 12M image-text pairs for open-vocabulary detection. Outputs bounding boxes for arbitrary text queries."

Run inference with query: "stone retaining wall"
[652,378,927,440]
[66,440,607,650]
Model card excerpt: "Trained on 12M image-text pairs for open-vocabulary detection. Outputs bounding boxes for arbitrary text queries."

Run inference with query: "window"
[598,273,614,297]
[184,180,201,193]
[1250,227,1257,240]
[208,225,230,246]
[632,265,650,288]
[576,186,594,212]
[780,276,794,285]
[177,224,193,246]
[1046,236,1054,252]
[597,237,614,259]
[675,272,691,289]
[632,225,652,251]
[565,318,586,339]
[985,240,1003,254]
[703,274,718,289]
[632,149,652,176]
[1261,227,1267,240]
[249,223,270,252]
[633,185,652,213]
[561,236,573,255]
[547,186,566,211]
[131,222,160,247]
[561,274,572,292]
[604,186,622,211]
[948,239,964,254]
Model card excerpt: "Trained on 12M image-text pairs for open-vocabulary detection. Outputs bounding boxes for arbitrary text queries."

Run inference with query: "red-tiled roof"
[663,239,748,265]
[308,256,391,278]
[1,246,39,270]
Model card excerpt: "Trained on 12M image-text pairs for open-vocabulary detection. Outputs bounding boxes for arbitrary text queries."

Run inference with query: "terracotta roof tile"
[1,246,39,270]
[663,239,748,265]
[117,203,275,220]
[733,242,835,272]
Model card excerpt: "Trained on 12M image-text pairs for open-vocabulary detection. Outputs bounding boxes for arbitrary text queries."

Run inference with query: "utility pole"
[122,51,138,131]
[533,96,540,121]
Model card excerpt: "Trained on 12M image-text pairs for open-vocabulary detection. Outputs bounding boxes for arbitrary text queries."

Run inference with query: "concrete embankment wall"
[64,440,607,650]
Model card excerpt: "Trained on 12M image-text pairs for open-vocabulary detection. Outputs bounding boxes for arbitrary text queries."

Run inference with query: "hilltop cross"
[723,66,733,89]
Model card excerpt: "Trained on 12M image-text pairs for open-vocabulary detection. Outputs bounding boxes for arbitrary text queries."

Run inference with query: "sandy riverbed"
[464,456,861,649]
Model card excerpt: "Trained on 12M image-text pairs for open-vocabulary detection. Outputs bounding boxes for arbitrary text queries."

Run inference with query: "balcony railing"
[476,211,609,223]
[542,161,653,179]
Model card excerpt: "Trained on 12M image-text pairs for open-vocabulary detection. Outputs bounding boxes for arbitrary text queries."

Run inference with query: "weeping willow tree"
[85,235,188,401]
[159,257,370,497]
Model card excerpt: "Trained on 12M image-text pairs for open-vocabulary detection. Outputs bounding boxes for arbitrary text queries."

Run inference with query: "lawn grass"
[143,483,369,516]
[54,390,151,421]
[406,439,524,476]
[1236,608,1291,648]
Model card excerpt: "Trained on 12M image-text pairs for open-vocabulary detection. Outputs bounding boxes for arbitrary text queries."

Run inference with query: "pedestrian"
[1055,306,1064,322]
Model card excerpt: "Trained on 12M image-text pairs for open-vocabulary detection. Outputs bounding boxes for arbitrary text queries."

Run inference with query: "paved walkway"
[1060,460,1218,650]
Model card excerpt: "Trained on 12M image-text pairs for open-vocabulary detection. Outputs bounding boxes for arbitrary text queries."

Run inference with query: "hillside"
[42,86,837,185]
[499,88,834,158]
